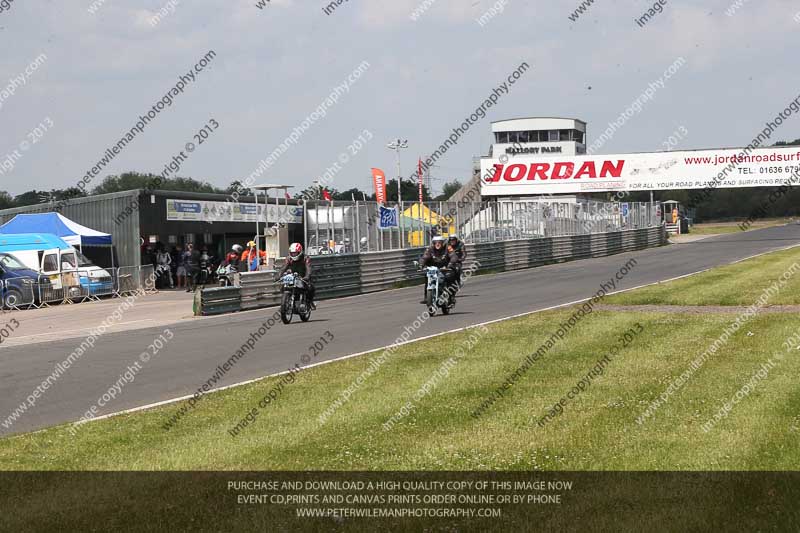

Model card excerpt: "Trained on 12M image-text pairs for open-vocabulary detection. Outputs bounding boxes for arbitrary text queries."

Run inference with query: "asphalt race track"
[1,224,799,436]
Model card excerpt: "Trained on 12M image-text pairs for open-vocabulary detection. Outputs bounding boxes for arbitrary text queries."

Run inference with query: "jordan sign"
[480,146,800,196]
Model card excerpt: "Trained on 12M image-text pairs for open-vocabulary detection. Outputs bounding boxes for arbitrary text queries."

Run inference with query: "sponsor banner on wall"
[480,146,800,195]
[166,199,303,223]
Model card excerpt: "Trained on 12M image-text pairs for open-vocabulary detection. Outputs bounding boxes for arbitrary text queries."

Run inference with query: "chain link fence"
[303,200,661,255]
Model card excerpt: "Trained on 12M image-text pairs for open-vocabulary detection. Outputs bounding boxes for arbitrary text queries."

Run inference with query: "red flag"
[371,168,387,204]
[285,192,291,200]
[322,189,332,201]
[418,158,424,203]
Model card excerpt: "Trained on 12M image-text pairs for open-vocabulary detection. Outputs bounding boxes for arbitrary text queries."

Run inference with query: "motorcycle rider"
[155,245,173,289]
[278,243,316,310]
[216,244,242,287]
[448,234,466,263]
[419,236,458,304]
[225,244,243,270]
[448,234,466,288]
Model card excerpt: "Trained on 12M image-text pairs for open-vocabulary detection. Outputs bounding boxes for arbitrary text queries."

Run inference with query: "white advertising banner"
[166,199,303,224]
[480,146,800,196]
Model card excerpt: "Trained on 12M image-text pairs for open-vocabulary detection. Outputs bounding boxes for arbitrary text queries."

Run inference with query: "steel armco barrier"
[196,225,666,316]
[239,271,279,310]
[197,286,242,316]
[315,225,666,296]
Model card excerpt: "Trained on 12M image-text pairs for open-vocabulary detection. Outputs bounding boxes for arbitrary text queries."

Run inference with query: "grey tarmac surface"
[1,224,798,437]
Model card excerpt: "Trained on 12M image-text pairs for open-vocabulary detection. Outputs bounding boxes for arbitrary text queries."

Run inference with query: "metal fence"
[303,199,661,255]
[0,265,157,311]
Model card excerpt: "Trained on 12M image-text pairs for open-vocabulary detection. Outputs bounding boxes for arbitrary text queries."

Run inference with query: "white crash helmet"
[232,244,243,254]
[289,242,303,261]
[432,236,446,246]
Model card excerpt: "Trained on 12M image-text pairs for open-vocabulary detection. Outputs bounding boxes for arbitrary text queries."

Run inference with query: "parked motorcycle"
[277,272,311,324]
[416,262,456,316]
[198,252,212,287]
[155,263,173,289]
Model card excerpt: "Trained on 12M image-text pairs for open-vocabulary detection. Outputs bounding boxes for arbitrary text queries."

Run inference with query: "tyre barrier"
[194,225,667,317]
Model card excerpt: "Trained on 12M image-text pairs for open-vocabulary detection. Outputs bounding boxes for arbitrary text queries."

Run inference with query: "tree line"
[0,173,465,211]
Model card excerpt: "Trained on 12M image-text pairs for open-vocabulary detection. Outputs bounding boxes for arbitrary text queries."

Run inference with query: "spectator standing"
[175,245,188,289]
[241,241,267,272]
[185,243,200,292]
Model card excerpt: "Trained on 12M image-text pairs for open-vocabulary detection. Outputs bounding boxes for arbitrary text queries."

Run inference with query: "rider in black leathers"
[278,242,316,310]
[448,235,466,263]
[447,235,466,288]
[419,236,459,304]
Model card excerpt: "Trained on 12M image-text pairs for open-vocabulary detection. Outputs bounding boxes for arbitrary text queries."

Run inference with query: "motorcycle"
[155,263,173,289]
[277,272,311,324]
[416,262,456,316]
[216,264,238,287]
[198,253,212,287]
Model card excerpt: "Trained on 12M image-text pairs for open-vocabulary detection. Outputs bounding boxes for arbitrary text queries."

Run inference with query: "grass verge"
[688,218,792,235]
[604,244,800,306]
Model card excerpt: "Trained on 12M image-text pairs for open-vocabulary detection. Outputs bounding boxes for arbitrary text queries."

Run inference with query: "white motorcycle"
[416,262,456,316]
[216,264,238,287]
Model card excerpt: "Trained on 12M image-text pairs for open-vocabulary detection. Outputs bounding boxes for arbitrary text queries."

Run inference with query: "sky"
[1,0,799,197]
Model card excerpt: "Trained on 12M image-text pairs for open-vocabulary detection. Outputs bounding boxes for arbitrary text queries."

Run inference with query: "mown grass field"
[687,218,793,236]
[605,244,800,306]
[1,248,799,472]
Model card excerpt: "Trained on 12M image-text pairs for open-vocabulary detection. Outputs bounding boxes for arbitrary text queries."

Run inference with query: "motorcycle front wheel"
[281,291,294,324]
[425,290,436,315]
[299,293,311,322]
